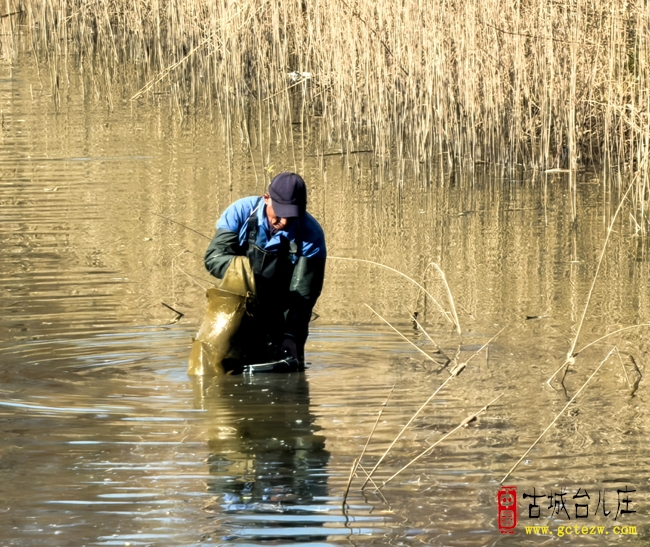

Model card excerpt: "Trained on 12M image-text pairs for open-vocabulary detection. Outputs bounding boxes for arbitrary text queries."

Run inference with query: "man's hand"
[280,337,298,360]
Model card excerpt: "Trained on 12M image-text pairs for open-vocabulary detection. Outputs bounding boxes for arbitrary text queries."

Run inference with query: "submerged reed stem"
[404,306,451,364]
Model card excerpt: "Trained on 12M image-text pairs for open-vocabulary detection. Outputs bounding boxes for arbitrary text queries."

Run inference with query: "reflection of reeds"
[333,256,460,332]
[15,0,650,182]
[547,183,632,386]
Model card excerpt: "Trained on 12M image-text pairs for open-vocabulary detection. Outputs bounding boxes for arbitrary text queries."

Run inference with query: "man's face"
[263,195,296,233]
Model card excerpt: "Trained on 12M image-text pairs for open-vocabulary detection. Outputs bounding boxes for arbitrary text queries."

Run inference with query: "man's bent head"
[267,172,307,218]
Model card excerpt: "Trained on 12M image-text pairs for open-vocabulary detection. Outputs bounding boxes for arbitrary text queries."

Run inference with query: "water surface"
[1,60,649,545]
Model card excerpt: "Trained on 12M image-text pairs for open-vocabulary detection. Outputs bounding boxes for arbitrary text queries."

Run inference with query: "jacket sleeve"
[204,228,242,279]
[284,256,326,340]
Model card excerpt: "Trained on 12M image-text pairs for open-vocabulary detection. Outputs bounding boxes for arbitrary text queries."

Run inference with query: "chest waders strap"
[245,197,264,254]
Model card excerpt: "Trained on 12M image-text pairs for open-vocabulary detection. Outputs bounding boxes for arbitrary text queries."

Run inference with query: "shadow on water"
[193,373,332,543]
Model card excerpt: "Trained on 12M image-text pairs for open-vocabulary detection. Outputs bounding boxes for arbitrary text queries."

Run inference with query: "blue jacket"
[216,196,326,260]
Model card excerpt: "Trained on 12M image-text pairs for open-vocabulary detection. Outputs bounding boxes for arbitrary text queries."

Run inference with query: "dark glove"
[204,228,242,279]
[284,256,326,340]
[280,337,298,360]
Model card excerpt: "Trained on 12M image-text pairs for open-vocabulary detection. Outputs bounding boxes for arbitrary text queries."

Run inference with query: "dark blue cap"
[269,172,307,218]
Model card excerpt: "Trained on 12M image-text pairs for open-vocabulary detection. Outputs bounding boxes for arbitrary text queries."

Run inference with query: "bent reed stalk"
[11,0,650,179]
[358,318,507,489]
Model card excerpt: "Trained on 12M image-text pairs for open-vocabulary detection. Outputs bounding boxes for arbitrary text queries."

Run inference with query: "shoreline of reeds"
[5,0,650,190]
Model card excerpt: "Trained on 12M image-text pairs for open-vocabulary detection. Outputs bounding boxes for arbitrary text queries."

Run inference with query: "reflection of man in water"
[194,375,329,539]
[204,173,326,367]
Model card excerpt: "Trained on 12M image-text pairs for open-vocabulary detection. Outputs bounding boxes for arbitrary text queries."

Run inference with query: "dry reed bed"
[7,0,650,184]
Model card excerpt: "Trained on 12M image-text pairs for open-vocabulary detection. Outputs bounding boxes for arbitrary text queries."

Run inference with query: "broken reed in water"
[9,0,650,180]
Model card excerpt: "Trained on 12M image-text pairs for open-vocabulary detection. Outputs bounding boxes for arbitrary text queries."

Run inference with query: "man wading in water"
[204,172,326,370]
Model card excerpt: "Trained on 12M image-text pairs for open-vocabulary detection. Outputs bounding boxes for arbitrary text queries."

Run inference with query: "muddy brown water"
[1,60,649,546]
